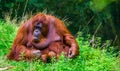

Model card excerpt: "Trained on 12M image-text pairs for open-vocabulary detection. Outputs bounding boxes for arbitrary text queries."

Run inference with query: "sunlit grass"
[0,21,120,71]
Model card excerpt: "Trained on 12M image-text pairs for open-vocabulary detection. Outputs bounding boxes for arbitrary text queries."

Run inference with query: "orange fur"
[7,13,79,62]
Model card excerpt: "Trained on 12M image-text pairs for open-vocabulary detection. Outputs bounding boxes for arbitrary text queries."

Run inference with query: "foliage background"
[0,0,120,49]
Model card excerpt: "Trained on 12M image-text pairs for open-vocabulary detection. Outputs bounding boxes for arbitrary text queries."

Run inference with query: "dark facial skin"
[33,23,43,42]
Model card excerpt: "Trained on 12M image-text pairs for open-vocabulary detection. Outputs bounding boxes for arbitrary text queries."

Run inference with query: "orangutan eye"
[34,23,43,30]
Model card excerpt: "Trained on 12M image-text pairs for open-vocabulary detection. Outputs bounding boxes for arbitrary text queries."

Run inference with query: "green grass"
[0,20,120,71]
